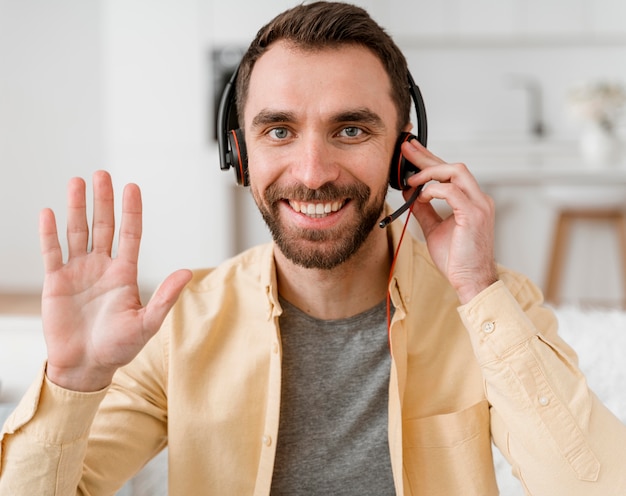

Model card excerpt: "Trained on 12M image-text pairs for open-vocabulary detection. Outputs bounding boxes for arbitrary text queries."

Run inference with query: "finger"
[403,141,486,205]
[142,269,193,334]
[116,183,143,265]
[402,139,480,190]
[416,181,466,205]
[402,187,443,237]
[66,177,89,258]
[39,208,64,273]
[416,162,483,199]
[401,139,445,170]
[417,181,495,248]
[91,170,116,255]
[417,175,493,221]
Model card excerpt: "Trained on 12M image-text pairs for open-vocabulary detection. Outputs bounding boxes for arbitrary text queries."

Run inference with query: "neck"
[274,228,391,320]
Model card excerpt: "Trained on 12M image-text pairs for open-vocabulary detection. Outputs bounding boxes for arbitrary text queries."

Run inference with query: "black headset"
[217,65,428,226]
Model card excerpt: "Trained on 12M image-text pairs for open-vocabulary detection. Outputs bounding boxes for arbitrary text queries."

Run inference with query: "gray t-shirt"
[270,297,395,495]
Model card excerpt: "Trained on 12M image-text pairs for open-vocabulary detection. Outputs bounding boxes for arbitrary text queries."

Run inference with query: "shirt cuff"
[4,362,108,445]
[457,280,537,364]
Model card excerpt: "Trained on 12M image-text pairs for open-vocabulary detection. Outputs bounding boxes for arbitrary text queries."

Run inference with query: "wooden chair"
[544,208,626,306]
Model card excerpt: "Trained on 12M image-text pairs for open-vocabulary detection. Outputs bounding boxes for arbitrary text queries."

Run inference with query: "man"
[1,2,625,495]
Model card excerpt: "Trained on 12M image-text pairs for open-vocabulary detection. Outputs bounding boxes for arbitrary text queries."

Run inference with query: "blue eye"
[269,127,289,139]
[341,127,362,138]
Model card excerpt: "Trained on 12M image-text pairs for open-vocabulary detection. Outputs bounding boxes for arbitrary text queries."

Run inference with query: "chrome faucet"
[507,74,546,139]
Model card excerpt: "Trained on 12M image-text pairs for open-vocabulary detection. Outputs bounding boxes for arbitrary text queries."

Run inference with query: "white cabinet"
[588,0,626,36]
[208,0,298,44]
[375,0,626,42]
[521,0,586,37]
[368,1,456,38]
[204,0,626,45]
[455,0,519,37]
[0,316,45,403]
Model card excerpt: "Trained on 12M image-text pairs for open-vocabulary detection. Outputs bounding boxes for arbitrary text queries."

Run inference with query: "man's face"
[243,41,399,270]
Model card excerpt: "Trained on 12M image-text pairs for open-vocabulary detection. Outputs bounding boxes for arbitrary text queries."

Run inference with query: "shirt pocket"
[402,400,498,496]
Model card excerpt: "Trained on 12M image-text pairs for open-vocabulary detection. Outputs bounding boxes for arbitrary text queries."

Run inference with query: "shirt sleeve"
[458,277,626,494]
[0,327,169,496]
[0,364,107,495]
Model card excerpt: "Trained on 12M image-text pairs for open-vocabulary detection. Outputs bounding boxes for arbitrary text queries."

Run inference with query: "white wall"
[0,0,233,294]
[101,0,232,291]
[0,0,104,292]
[1,0,626,303]
[0,316,45,403]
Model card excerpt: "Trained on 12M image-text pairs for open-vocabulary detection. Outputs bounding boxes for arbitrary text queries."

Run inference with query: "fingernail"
[407,135,419,148]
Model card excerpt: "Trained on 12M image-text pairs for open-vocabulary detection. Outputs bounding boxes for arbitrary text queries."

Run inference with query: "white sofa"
[2,307,625,495]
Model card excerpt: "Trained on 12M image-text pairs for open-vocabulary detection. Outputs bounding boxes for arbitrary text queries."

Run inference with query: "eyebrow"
[250,107,386,130]
[251,110,296,129]
[331,108,385,128]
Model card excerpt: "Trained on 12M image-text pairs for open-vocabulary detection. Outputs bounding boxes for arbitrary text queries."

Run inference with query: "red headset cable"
[386,202,414,354]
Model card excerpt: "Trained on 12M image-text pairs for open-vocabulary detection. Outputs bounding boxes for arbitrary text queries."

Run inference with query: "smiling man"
[2,2,626,495]
[247,42,394,298]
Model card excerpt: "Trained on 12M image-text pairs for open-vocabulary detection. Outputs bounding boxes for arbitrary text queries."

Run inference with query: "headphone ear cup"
[389,132,418,190]
[228,129,249,186]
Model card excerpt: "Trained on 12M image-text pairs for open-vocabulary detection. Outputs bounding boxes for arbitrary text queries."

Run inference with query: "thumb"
[142,269,193,333]
[408,195,442,239]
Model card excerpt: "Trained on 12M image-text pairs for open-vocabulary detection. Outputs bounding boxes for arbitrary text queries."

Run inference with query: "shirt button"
[538,396,550,406]
[482,321,495,334]
[272,342,279,354]
[262,435,272,447]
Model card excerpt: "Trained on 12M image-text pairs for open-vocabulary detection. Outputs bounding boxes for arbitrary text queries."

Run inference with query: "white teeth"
[288,200,344,218]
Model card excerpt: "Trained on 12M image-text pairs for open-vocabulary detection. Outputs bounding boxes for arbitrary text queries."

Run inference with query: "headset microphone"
[379,182,424,228]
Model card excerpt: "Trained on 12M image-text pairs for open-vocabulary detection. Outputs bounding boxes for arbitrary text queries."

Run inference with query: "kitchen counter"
[473,161,626,186]
[431,139,626,186]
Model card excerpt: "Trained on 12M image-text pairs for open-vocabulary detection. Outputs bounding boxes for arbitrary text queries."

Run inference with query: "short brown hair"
[236,1,411,133]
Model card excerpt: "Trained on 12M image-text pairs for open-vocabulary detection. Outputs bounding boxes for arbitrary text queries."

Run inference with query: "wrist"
[456,274,499,305]
[46,363,115,392]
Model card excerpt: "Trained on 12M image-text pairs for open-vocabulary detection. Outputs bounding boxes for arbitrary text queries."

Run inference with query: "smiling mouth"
[287,200,346,218]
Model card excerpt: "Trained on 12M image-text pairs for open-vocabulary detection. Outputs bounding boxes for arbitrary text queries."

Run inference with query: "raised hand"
[39,171,192,391]
[400,139,498,304]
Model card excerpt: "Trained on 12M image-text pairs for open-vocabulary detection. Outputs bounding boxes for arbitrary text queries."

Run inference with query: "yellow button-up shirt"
[2,219,626,495]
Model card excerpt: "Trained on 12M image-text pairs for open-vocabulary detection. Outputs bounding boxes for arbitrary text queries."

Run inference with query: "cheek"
[246,161,272,192]
[245,146,285,188]
[356,157,392,192]
[349,142,394,185]
[247,161,281,213]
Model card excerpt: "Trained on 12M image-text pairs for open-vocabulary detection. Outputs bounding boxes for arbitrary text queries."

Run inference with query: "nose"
[290,135,341,190]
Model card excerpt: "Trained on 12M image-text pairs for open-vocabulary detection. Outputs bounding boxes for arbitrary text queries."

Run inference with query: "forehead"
[243,41,396,126]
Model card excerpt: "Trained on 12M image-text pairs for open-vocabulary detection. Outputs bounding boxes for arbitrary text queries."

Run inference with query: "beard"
[252,181,387,270]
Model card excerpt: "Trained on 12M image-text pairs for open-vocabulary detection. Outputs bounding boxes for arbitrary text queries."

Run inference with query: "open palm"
[40,171,191,391]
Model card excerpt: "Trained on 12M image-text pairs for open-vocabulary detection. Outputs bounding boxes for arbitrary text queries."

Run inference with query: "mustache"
[264,182,371,204]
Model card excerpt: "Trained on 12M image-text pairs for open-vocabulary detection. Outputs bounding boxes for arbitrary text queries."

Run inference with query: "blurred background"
[2,0,626,307]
